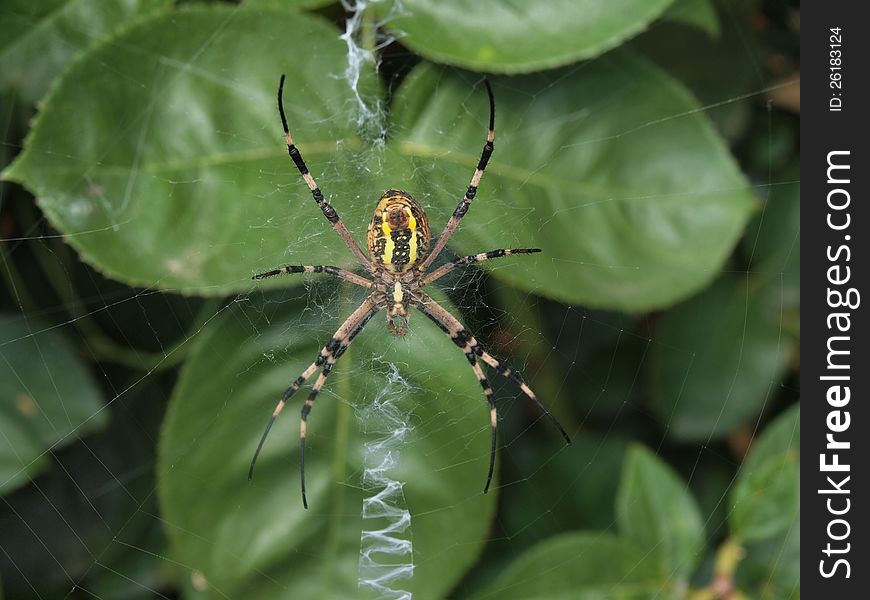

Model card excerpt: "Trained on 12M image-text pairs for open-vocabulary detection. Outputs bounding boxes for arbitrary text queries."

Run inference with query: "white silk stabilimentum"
[340,4,414,596]
[339,0,396,142]
[357,364,414,600]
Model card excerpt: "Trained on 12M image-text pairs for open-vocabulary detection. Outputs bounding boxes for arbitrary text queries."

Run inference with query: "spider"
[249,75,572,509]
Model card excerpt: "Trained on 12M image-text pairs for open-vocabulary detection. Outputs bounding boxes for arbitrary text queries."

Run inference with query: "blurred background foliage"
[1,0,798,598]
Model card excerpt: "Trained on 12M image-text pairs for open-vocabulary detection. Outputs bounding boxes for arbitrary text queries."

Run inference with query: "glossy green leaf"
[390,56,755,311]
[0,313,107,494]
[0,0,171,104]
[157,286,498,599]
[470,532,662,600]
[3,6,384,295]
[245,0,336,9]
[649,274,793,441]
[730,405,800,542]
[617,445,704,580]
[2,91,25,174]
[379,0,675,73]
[663,0,719,37]
[633,13,758,141]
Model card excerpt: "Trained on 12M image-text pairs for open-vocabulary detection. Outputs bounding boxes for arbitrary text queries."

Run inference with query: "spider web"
[0,2,800,599]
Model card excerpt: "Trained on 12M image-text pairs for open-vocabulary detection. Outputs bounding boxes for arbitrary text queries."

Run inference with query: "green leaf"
[0,313,107,494]
[245,0,336,9]
[379,0,676,73]
[633,13,758,141]
[662,0,720,37]
[741,167,800,309]
[157,286,498,599]
[731,453,799,543]
[502,433,629,543]
[0,0,171,104]
[732,408,800,596]
[738,518,800,599]
[741,112,800,174]
[0,384,164,596]
[738,404,800,470]
[616,445,704,580]
[649,274,793,441]
[470,532,662,600]
[730,405,799,542]
[3,6,383,295]
[390,56,755,311]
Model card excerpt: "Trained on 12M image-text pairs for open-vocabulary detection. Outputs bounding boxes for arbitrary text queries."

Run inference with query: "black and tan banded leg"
[278,75,372,270]
[421,248,540,287]
[248,295,380,500]
[412,292,572,448]
[470,345,571,444]
[468,355,498,493]
[298,305,377,508]
[253,264,373,289]
[418,80,496,272]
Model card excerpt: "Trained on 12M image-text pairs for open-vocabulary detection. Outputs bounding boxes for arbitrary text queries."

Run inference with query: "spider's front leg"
[276,75,372,270]
[418,80,495,271]
[421,248,541,287]
[252,264,373,289]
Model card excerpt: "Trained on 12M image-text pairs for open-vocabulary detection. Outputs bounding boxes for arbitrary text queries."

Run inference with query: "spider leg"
[468,355,498,493]
[471,346,571,445]
[277,75,372,270]
[299,304,378,508]
[253,264,373,289]
[249,295,380,505]
[418,80,495,272]
[421,248,540,287]
[412,293,572,446]
[406,297,495,492]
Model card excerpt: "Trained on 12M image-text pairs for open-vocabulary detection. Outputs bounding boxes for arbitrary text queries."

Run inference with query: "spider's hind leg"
[411,292,572,448]
[469,355,498,493]
[248,294,380,509]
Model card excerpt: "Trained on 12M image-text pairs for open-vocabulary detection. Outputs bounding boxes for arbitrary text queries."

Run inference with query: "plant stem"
[688,537,747,600]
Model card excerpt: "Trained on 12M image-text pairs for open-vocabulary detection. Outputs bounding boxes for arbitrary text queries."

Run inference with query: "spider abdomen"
[367,189,430,272]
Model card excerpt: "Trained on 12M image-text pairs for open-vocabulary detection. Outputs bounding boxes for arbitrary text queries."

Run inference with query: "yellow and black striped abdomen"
[367,190,430,271]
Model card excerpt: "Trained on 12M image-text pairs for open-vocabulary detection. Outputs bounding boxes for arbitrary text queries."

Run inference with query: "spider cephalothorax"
[249,75,571,509]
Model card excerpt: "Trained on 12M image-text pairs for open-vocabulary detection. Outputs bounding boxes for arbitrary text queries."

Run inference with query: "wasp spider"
[249,75,572,508]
